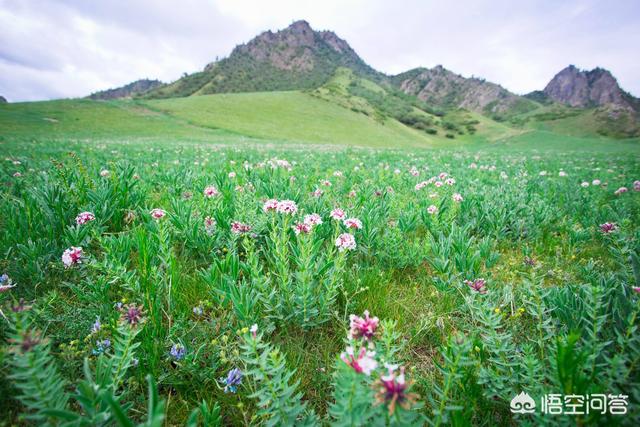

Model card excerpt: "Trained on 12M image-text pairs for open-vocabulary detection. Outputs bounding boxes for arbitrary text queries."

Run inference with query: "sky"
[1,0,639,102]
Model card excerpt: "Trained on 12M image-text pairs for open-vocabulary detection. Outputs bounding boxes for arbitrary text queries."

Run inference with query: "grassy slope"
[0,99,242,143]
[145,91,443,148]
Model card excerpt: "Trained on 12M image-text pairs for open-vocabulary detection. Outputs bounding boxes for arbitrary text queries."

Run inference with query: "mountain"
[391,66,538,120]
[146,20,381,99]
[88,79,163,100]
[543,65,639,111]
[0,96,7,103]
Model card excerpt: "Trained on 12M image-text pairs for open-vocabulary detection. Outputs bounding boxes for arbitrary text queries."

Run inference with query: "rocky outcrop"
[543,65,638,111]
[392,65,537,118]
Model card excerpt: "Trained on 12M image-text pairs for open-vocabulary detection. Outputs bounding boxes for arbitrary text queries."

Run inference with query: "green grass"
[145,91,443,148]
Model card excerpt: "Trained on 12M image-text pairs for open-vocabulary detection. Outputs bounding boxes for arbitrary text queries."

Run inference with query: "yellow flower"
[494,308,501,314]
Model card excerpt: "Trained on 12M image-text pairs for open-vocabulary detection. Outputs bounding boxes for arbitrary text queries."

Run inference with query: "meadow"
[1,98,640,426]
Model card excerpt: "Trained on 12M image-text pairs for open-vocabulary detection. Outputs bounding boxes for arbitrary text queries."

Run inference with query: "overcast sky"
[1,0,639,102]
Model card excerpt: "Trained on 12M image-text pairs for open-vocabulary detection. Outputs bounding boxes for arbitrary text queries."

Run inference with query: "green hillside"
[145,90,446,148]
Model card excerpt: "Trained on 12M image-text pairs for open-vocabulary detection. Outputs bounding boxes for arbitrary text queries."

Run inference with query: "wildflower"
[415,181,429,191]
[321,179,332,187]
[348,190,357,198]
[465,278,487,294]
[93,339,111,355]
[75,211,95,225]
[311,188,323,198]
[62,246,83,268]
[204,216,216,235]
[452,193,463,202]
[99,169,110,177]
[293,222,312,235]
[193,306,204,316]
[262,198,278,213]
[170,343,186,360]
[150,208,166,220]
[633,287,640,294]
[343,217,362,230]
[220,368,243,393]
[120,303,145,326]
[228,172,236,178]
[349,310,379,340]
[304,213,323,226]
[592,179,601,186]
[341,346,378,376]
[634,180,640,191]
[581,181,590,187]
[427,205,438,215]
[445,178,456,186]
[13,172,22,177]
[330,208,346,220]
[91,317,101,334]
[599,222,618,234]
[231,221,252,235]
[374,364,418,415]
[434,181,443,188]
[0,274,15,293]
[614,187,628,195]
[276,199,298,215]
[335,233,357,252]
[539,171,547,176]
[500,172,508,180]
[559,171,567,177]
[204,185,220,198]
[12,331,42,353]
[250,324,258,338]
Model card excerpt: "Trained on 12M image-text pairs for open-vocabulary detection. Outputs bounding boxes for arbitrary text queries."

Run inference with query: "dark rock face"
[543,65,636,110]
[88,79,163,100]
[0,96,7,103]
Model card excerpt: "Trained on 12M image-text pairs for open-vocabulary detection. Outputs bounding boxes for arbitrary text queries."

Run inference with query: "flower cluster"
[204,185,220,198]
[0,274,15,293]
[150,208,166,220]
[600,222,618,234]
[374,364,418,415]
[465,278,487,294]
[62,247,83,268]
[349,310,379,340]
[231,221,252,235]
[75,211,95,225]
[335,233,357,252]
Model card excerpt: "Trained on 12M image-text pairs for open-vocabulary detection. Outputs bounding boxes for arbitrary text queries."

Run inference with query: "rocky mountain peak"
[544,65,636,110]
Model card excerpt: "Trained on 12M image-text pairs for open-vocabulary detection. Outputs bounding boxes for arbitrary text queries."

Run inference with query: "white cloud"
[0,0,638,101]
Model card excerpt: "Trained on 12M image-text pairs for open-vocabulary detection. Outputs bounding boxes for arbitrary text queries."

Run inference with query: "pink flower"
[13,172,22,177]
[293,222,312,235]
[330,208,346,220]
[375,364,417,415]
[335,233,356,252]
[614,187,628,195]
[592,179,601,186]
[427,205,438,215]
[438,172,448,180]
[204,186,220,198]
[452,193,463,202]
[349,310,379,340]
[75,211,95,225]
[581,181,590,188]
[445,178,456,186]
[600,222,618,234]
[341,346,378,376]
[311,188,323,198]
[228,172,236,178]
[464,278,487,294]
[415,181,429,191]
[633,287,640,294]
[150,208,166,220]
[0,274,15,293]
[99,169,110,177]
[434,181,443,188]
[343,217,362,230]
[262,199,279,213]
[250,324,258,338]
[276,200,298,215]
[62,247,83,268]
[231,221,252,235]
[321,179,332,187]
[634,180,640,191]
[303,213,322,226]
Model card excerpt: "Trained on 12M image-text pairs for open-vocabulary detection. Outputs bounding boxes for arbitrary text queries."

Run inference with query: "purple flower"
[220,368,243,393]
[91,317,101,334]
[465,278,487,294]
[170,343,186,360]
[600,222,618,234]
